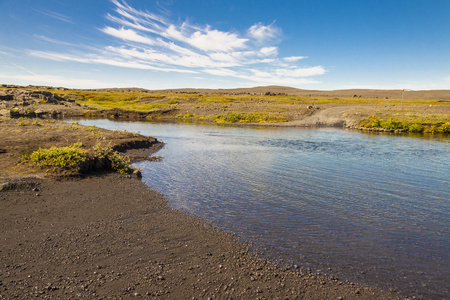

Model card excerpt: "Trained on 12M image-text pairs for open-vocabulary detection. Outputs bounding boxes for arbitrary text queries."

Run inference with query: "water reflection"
[72,119,450,299]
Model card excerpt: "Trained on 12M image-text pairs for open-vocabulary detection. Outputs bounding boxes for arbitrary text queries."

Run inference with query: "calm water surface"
[76,120,449,299]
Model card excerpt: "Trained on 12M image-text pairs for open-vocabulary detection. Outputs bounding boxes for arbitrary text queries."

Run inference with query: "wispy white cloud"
[247,22,281,43]
[33,35,76,46]
[187,29,248,52]
[259,46,278,57]
[237,70,322,86]
[0,46,22,57]
[101,27,156,45]
[203,68,238,77]
[0,50,12,56]
[28,0,326,87]
[34,9,74,24]
[12,64,38,76]
[28,49,198,73]
[283,56,306,62]
[275,66,326,77]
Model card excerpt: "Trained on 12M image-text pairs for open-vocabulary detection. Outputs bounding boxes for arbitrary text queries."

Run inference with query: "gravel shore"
[0,174,402,299]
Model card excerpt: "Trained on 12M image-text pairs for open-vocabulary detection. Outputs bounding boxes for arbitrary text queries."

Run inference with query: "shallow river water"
[75,119,449,299]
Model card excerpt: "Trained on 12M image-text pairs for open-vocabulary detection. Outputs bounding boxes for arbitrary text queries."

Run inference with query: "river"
[73,119,450,299]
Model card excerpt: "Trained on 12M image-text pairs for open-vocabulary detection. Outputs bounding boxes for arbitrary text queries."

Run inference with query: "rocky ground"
[0,88,86,119]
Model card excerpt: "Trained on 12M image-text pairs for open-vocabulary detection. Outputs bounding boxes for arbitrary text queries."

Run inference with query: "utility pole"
[401,89,411,109]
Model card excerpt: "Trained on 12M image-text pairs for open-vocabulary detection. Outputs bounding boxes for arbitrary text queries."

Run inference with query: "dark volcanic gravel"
[0,172,402,299]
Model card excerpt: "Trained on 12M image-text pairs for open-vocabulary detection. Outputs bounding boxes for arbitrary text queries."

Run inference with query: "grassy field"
[16,87,445,106]
[2,85,449,133]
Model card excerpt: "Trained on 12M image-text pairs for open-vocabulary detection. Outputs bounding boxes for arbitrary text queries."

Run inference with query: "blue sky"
[0,0,449,90]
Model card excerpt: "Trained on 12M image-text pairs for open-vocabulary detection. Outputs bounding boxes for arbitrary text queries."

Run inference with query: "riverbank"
[0,118,403,299]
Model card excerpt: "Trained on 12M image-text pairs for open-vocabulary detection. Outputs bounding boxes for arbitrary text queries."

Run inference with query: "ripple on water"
[72,120,450,299]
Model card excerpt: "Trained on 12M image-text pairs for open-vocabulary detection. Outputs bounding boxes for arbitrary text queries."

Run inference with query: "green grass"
[214,112,287,123]
[3,85,449,107]
[22,141,133,174]
[41,87,448,107]
[44,89,174,112]
[176,111,210,120]
[167,99,180,104]
[441,122,450,133]
[24,142,88,169]
[359,114,450,133]
[175,111,287,123]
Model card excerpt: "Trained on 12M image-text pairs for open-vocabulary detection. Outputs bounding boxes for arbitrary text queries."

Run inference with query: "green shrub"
[215,113,242,123]
[426,126,437,134]
[25,142,87,169]
[108,151,131,174]
[382,118,404,130]
[360,115,381,128]
[214,112,286,123]
[23,142,133,175]
[441,122,450,133]
[407,124,424,133]
[93,142,132,174]
[177,111,194,118]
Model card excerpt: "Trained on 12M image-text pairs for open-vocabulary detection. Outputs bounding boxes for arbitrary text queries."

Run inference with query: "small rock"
[132,170,142,179]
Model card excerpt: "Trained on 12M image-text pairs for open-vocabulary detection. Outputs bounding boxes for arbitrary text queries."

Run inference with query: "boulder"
[0,94,13,101]
[0,109,10,117]
[132,169,142,179]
